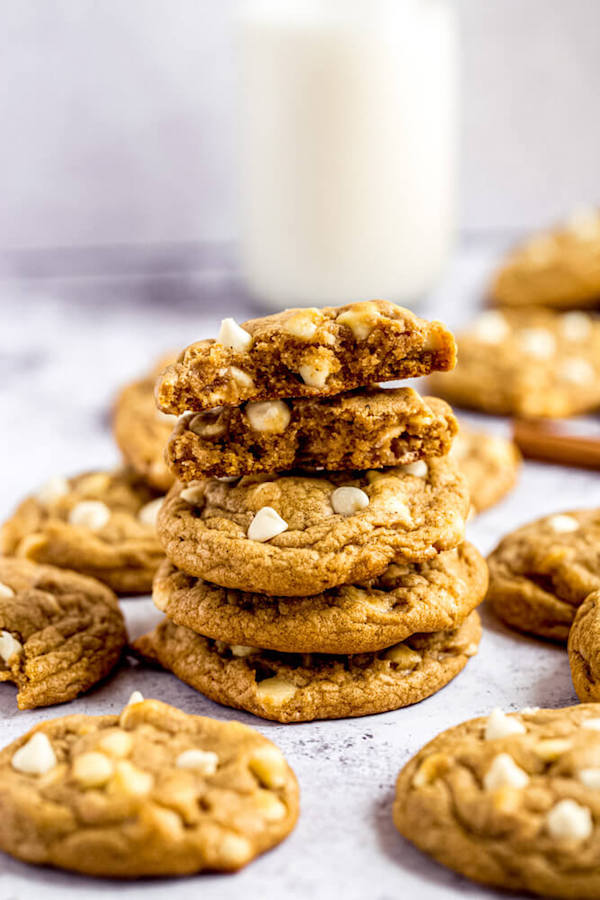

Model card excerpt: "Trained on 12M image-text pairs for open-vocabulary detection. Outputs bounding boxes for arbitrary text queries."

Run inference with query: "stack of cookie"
[135,300,488,722]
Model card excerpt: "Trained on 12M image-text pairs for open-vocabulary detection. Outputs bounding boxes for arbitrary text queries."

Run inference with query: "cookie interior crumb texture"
[156,301,457,414]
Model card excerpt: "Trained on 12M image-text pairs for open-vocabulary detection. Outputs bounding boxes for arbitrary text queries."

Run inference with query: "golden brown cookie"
[0,558,126,709]
[428,308,600,417]
[0,698,299,876]
[157,459,469,596]
[449,424,521,514]
[113,376,176,492]
[0,468,165,595]
[394,704,600,898]
[153,543,487,654]
[134,612,480,723]
[492,207,600,309]
[487,509,600,642]
[156,301,456,414]
[568,591,600,702]
[166,388,457,481]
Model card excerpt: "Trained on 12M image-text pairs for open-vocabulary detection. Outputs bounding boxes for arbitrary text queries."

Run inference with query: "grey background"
[1,0,600,253]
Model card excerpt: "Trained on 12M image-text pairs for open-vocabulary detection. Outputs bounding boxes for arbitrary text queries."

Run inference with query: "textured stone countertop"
[1,240,599,900]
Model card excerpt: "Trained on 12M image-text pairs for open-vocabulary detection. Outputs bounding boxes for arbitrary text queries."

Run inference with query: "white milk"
[237,0,459,309]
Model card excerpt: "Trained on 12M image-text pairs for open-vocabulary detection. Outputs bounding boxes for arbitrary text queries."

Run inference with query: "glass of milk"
[237,0,459,309]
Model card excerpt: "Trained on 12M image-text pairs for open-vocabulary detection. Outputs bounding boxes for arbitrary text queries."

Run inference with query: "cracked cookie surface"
[153,543,487,654]
[428,308,600,417]
[0,698,298,877]
[394,704,600,898]
[157,458,469,596]
[167,388,457,481]
[0,468,165,595]
[492,207,600,309]
[569,591,600,702]
[487,508,600,641]
[449,424,521,514]
[156,301,456,414]
[0,558,126,709]
[134,611,480,723]
[113,376,176,492]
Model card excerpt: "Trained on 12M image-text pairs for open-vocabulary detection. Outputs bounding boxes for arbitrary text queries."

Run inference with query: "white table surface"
[1,240,599,900]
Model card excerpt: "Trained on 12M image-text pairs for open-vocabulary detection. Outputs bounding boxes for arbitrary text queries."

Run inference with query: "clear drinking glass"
[237,0,459,309]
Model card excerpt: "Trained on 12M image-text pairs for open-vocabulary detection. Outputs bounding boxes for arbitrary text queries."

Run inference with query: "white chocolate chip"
[12,732,57,775]
[384,644,422,669]
[256,676,297,705]
[547,514,579,534]
[331,486,370,517]
[566,206,600,240]
[535,738,572,761]
[247,507,288,542]
[229,367,254,388]
[546,799,593,841]
[582,719,600,731]
[113,760,154,797]
[249,745,287,788]
[558,358,595,384]
[0,581,15,599]
[217,317,252,352]
[336,303,381,340]
[520,706,540,714]
[578,768,600,790]
[483,753,529,791]
[180,483,204,505]
[189,411,226,438]
[230,644,259,657]
[485,708,527,740]
[0,631,22,664]
[155,408,178,424]
[176,749,219,775]
[517,328,556,359]
[97,730,133,758]
[36,475,70,506]
[399,460,428,478]
[282,309,321,339]
[298,359,332,389]
[138,497,163,527]
[219,833,252,868]
[72,751,115,788]
[470,311,510,344]
[561,311,592,342]
[127,690,144,705]
[245,400,291,434]
[255,789,287,821]
[68,500,110,531]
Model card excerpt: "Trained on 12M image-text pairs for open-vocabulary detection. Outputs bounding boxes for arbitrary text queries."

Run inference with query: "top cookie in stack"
[137,300,486,722]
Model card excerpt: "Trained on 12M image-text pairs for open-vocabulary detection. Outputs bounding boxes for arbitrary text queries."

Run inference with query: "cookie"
[157,458,469,596]
[428,308,600,417]
[113,376,176,492]
[134,611,480,723]
[0,468,165,595]
[153,543,487,655]
[0,697,298,876]
[166,388,457,481]
[568,591,600,702]
[492,207,600,309]
[0,558,126,709]
[487,509,600,642]
[449,424,521,514]
[156,301,456,414]
[394,704,600,898]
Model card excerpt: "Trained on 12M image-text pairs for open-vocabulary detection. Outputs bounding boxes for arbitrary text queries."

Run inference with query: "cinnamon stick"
[513,419,600,469]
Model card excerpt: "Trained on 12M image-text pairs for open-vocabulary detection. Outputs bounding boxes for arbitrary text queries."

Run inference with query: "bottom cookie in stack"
[134,543,487,723]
